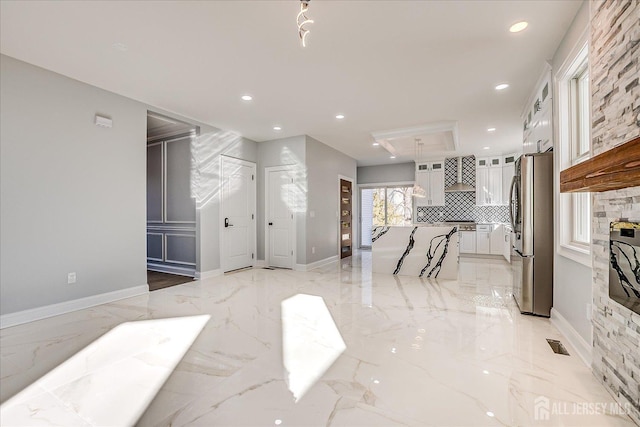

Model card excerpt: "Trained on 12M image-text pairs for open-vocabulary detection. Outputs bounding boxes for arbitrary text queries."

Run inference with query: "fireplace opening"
[609,221,640,315]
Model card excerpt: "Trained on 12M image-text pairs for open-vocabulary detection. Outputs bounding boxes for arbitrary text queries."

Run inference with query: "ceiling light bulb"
[509,21,529,33]
[495,83,509,91]
[273,126,282,131]
[390,155,396,159]
[486,412,495,417]
[241,95,253,101]
[372,142,379,146]
[336,114,345,119]
[487,127,496,132]
[483,146,490,150]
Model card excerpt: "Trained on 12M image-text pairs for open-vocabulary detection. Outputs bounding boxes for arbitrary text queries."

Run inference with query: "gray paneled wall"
[146,135,196,275]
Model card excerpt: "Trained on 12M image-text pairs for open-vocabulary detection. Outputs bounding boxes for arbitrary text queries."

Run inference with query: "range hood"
[445,157,475,192]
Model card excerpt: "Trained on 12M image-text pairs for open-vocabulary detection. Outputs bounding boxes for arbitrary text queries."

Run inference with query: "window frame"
[554,36,592,267]
[358,182,415,248]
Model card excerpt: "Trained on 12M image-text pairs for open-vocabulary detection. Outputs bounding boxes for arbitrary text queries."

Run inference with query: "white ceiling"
[0,1,581,166]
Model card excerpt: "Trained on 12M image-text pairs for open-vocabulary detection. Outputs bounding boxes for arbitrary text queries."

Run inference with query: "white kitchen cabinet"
[502,154,517,205]
[476,224,491,254]
[537,102,553,152]
[459,231,476,254]
[490,224,504,255]
[503,225,512,262]
[521,63,553,153]
[415,160,445,207]
[476,157,502,205]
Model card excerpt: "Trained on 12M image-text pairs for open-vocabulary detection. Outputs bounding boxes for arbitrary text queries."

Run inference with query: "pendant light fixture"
[297,1,314,47]
[413,138,427,198]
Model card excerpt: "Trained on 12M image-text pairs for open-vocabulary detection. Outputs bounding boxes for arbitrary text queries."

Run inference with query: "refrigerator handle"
[509,175,517,230]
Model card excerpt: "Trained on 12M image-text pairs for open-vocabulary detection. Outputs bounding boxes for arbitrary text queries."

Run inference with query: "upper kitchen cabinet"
[415,160,445,206]
[522,63,553,154]
[502,154,517,205]
[476,156,502,205]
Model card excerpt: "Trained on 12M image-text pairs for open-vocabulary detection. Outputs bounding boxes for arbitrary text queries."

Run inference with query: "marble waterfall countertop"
[372,225,458,279]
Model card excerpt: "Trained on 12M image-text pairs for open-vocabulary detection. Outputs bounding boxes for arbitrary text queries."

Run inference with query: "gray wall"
[256,136,306,263]
[1,55,148,314]
[305,136,357,264]
[550,1,593,345]
[0,54,258,316]
[357,162,415,184]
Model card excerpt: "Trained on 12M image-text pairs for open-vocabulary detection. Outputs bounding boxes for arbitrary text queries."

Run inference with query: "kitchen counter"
[372,225,458,279]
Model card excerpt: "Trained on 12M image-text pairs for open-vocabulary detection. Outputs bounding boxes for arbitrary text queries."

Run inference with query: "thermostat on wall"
[95,114,112,128]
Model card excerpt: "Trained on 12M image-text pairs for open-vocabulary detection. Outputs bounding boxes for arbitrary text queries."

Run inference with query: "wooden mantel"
[560,136,640,193]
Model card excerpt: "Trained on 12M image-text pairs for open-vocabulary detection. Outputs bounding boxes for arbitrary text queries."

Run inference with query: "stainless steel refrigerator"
[509,152,554,317]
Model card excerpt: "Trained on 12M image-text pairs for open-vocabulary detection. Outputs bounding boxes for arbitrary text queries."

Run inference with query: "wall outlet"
[67,272,77,284]
[312,246,316,254]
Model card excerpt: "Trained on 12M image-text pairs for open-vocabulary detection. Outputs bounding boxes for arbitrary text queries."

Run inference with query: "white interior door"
[221,156,256,272]
[267,167,295,269]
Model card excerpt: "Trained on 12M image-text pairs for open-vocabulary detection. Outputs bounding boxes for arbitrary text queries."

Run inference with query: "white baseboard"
[194,269,222,280]
[147,263,195,277]
[295,255,339,272]
[550,308,592,367]
[0,285,149,329]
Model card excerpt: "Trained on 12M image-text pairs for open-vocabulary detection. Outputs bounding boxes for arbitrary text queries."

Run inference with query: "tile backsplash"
[415,156,510,223]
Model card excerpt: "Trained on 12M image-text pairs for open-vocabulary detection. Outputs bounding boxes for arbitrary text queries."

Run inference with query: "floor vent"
[546,339,570,356]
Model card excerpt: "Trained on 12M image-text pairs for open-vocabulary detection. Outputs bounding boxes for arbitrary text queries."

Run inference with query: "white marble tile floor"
[0,252,636,426]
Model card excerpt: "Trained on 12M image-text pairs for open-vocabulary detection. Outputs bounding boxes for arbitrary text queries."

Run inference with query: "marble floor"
[0,252,636,426]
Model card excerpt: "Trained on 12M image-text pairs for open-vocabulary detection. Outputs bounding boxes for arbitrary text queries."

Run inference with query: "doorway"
[146,111,198,290]
[339,177,353,258]
[220,156,257,273]
[265,166,296,269]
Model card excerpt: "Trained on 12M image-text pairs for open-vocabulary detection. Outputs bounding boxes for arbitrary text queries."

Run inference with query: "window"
[360,186,413,247]
[570,63,590,246]
[556,40,591,266]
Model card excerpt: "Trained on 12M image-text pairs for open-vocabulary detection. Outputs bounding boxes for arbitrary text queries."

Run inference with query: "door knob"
[268,222,273,226]
[225,217,233,228]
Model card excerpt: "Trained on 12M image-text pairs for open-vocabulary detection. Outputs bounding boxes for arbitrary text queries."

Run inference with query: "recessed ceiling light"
[495,83,509,91]
[509,21,529,33]
[390,155,396,159]
[241,95,253,101]
[483,370,490,375]
[273,126,282,131]
[487,127,496,132]
[483,146,490,150]
[335,114,345,119]
[372,142,380,146]
[486,412,495,418]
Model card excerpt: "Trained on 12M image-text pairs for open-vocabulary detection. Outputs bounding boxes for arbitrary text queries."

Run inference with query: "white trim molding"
[0,285,149,329]
[147,263,195,276]
[550,307,592,368]
[195,269,222,280]
[295,255,339,272]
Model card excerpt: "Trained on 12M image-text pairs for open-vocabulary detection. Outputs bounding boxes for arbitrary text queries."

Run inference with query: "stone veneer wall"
[590,0,640,424]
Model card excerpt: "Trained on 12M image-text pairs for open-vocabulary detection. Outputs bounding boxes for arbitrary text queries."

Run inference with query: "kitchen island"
[372,225,458,279]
